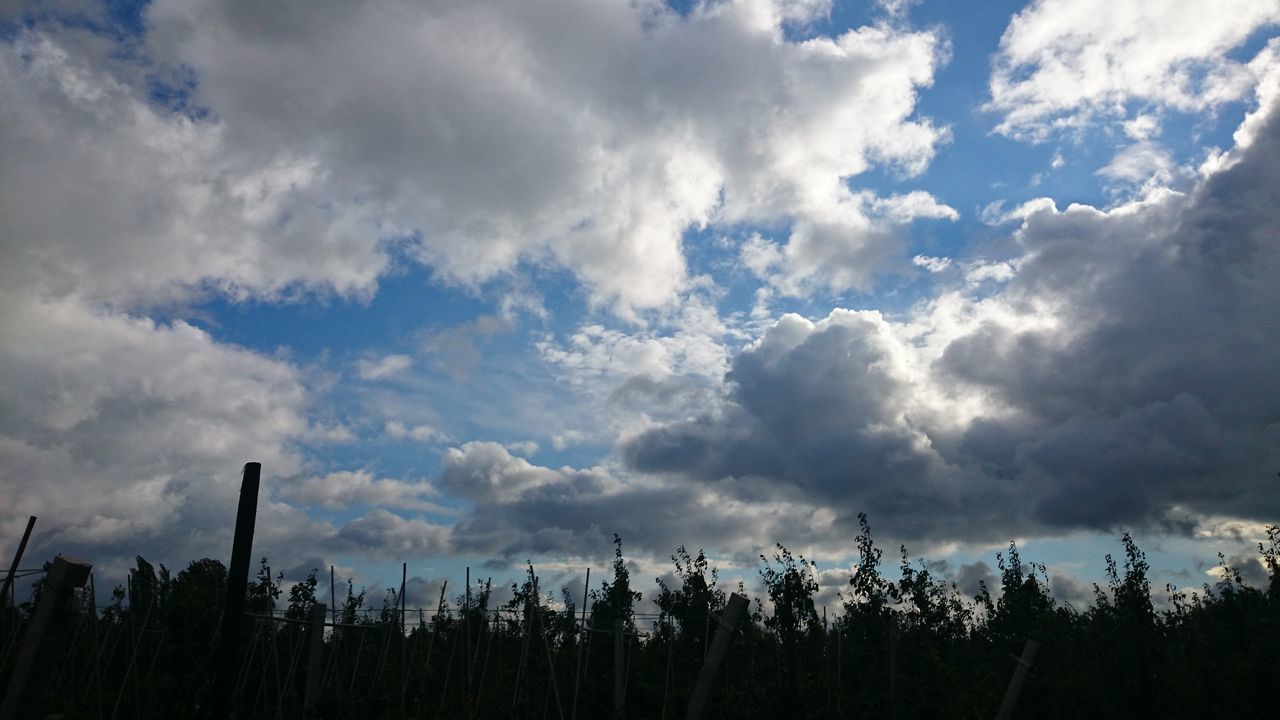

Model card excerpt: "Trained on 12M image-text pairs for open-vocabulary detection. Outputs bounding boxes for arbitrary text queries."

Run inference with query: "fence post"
[210,461,262,720]
[994,639,1041,720]
[0,516,36,611]
[0,555,93,720]
[304,602,327,717]
[684,592,749,720]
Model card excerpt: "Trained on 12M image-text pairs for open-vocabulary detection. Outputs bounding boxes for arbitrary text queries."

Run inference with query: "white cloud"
[439,442,616,505]
[0,295,315,558]
[988,0,1280,140]
[384,421,449,444]
[137,0,949,313]
[356,354,413,380]
[0,30,390,308]
[1096,141,1180,193]
[278,470,446,513]
[912,255,952,273]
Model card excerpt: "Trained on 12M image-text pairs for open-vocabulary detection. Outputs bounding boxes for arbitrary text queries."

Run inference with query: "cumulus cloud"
[0,28,390,308]
[0,295,319,566]
[621,94,1280,543]
[433,442,846,562]
[988,0,1280,140]
[278,470,446,513]
[135,0,949,312]
[334,509,451,557]
[384,421,449,444]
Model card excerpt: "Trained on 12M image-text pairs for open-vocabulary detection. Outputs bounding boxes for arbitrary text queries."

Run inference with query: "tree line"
[2,516,1277,718]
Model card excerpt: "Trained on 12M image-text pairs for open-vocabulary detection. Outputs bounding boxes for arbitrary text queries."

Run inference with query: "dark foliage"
[1,522,1278,719]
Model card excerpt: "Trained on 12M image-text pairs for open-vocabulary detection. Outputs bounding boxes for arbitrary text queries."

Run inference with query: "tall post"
[0,516,37,610]
[465,566,472,698]
[330,565,337,628]
[0,555,93,720]
[613,619,625,720]
[994,639,1041,720]
[210,461,262,720]
[303,602,327,717]
[684,592,749,720]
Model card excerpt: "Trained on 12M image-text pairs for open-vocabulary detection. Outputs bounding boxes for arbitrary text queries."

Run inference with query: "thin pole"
[465,566,472,702]
[539,590,565,720]
[0,516,36,610]
[211,461,262,720]
[571,567,590,720]
[330,566,336,628]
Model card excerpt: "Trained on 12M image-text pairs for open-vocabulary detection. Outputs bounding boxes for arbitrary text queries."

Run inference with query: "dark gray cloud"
[621,101,1280,543]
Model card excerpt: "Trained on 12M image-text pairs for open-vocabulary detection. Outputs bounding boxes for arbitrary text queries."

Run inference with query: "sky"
[2,0,1279,614]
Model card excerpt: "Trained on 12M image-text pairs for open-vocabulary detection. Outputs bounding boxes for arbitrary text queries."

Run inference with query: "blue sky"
[3,0,1279,613]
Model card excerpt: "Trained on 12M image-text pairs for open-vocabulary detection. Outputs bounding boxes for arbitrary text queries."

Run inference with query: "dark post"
[613,619,625,719]
[210,462,262,720]
[684,592,749,720]
[0,555,92,720]
[0,515,37,610]
[330,565,336,628]
[889,620,898,720]
[303,602,327,717]
[994,639,1041,720]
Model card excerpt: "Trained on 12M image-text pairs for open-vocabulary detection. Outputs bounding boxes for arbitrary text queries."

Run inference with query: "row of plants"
[2,516,1277,718]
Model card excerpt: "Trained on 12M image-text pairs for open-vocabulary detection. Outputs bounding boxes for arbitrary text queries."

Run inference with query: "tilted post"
[0,555,93,720]
[0,516,36,610]
[684,592,749,720]
[994,639,1041,720]
[210,462,262,720]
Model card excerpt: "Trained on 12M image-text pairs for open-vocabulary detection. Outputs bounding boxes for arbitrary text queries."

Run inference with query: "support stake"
[995,639,1040,720]
[0,555,92,720]
[0,516,36,610]
[683,593,749,720]
[210,461,262,720]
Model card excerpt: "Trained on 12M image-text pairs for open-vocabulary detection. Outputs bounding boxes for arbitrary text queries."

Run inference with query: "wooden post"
[303,602,327,717]
[211,461,262,720]
[0,555,92,720]
[330,566,336,627]
[994,639,1040,720]
[0,516,36,610]
[684,592,749,720]
[464,566,472,700]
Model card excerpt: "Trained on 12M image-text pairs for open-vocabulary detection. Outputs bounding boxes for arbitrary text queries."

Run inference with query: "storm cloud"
[621,91,1280,543]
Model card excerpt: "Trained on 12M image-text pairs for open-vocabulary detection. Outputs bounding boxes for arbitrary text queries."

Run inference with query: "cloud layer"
[622,90,1280,543]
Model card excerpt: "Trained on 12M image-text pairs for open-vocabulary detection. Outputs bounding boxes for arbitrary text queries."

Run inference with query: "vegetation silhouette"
[1,519,1277,718]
